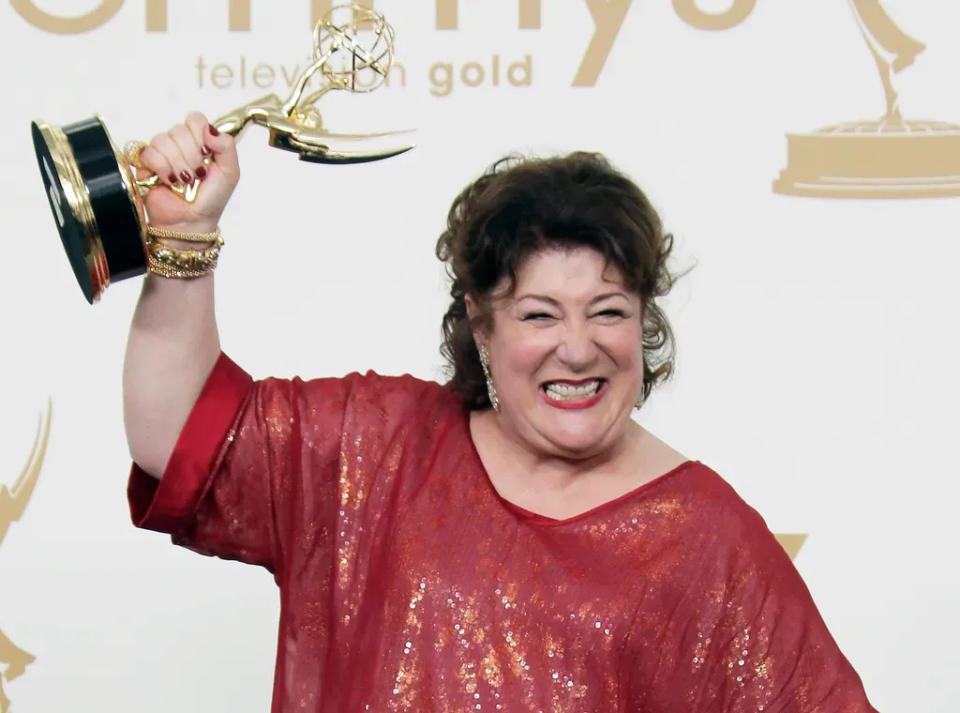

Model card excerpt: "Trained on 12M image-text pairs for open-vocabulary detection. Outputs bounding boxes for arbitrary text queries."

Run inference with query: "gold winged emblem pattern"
[0,401,51,713]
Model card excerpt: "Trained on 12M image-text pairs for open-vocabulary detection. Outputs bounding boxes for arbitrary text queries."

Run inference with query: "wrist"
[145,224,224,279]
[155,219,219,235]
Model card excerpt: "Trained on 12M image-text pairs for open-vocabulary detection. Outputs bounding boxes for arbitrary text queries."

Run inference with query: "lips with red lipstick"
[540,378,608,409]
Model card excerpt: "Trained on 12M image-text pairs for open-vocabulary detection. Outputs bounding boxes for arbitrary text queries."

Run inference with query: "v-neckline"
[464,409,696,526]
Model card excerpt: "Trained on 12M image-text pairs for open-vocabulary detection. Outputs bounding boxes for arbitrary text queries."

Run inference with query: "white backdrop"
[1,1,958,711]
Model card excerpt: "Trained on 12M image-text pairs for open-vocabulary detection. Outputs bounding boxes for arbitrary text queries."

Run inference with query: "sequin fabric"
[128,354,877,713]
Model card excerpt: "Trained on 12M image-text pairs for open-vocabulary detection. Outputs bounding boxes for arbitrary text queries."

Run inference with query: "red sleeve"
[126,359,447,587]
[126,353,356,579]
[636,471,878,713]
[128,352,253,534]
[684,480,877,712]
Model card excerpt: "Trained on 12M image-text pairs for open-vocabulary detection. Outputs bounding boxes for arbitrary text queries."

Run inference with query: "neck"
[470,408,642,496]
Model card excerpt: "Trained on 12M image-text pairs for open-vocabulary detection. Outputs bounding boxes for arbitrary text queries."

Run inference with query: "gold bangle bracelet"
[146,225,222,243]
[146,254,217,279]
[145,234,223,279]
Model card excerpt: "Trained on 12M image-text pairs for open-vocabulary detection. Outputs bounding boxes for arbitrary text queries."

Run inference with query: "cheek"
[494,327,556,382]
[605,325,645,371]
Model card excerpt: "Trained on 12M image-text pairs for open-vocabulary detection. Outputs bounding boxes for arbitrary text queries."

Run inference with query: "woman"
[124,112,878,712]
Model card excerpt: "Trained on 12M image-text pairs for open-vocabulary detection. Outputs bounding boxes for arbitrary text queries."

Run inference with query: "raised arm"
[123,111,240,479]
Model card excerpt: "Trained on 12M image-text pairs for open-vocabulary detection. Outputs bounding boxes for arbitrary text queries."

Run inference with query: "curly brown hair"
[436,152,676,409]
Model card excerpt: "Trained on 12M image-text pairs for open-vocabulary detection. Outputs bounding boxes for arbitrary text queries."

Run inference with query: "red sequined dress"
[128,354,878,712]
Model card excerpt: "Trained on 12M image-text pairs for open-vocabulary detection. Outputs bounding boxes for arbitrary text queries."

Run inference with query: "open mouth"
[541,378,607,403]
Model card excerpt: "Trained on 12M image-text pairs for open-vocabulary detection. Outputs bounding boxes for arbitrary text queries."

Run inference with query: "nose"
[555,320,599,371]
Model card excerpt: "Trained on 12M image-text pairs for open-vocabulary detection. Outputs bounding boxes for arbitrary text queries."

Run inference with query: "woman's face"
[477,246,644,460]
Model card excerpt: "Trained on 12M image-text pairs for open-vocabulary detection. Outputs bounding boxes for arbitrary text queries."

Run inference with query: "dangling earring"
[634,388,645,411]
[635,352,646,410]
[478,345,500,412]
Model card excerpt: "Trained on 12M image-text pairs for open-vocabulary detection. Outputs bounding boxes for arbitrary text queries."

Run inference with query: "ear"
[465,295,487,350]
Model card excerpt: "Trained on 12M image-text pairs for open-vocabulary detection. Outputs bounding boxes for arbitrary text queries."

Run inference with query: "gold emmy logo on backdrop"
[0,401,51,713]
[774,533,807,561]
[11,0,762,88]
[775,0,960,198]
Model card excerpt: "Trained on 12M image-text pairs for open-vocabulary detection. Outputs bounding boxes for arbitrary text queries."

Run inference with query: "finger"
[202,120,240,181]
[169,124,202,184]
[184,111,211,157]
[184,112,216,181]
[143,134,178,187]
[153,132,192,186]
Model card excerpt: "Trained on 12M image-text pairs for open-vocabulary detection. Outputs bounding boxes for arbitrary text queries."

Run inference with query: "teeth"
[545,380,602,400]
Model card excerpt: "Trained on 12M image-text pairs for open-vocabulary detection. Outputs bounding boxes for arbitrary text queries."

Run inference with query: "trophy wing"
[0,401,51,547]
[290,128,414,164]
[298,128,416,141]
[296,143,414,165]
[265,115,414,164]
[849,0,925,71]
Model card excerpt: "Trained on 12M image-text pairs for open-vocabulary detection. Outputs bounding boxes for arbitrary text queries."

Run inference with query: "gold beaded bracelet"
[145,227,224,279]
[147,225,222,243]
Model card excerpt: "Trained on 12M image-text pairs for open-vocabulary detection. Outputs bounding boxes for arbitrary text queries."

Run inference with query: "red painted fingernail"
[208,124,220,137]
[200,145,212,156]
[180,170,193,183]
[167,173,178,184]
[195,166,207,179]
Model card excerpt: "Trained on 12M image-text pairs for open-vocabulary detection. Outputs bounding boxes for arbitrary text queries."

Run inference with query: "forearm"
[123,271,220,478]
[122,114,238,479]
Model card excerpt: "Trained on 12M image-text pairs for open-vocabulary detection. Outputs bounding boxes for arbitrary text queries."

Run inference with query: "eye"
[522,312,556,321]
[592,309,627,319]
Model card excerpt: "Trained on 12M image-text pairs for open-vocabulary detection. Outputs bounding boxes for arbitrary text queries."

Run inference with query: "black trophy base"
[32,116,147,303]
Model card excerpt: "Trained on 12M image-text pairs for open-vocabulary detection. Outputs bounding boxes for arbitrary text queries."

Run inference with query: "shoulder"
[289,371,464,432]
[672,462,762,519]
[205,359,467,465]
[323,370,458,411]
[239,370,463,440]
[662,463,814,616]
[647,465,875,710]
[253,370,456,407]
[667,462,783,560]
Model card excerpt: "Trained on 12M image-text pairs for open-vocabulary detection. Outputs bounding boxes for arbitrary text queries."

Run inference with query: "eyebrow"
[514,292,630,306]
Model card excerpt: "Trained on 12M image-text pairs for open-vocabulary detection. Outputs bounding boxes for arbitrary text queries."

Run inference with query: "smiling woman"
[436,153,676,411]
[466,247,684,519]
[435,153,685,517]
[123,126,878,711]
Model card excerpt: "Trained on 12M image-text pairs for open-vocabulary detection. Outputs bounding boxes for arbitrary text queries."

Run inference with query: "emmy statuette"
[774,0,960,199]
[32,4,411,303]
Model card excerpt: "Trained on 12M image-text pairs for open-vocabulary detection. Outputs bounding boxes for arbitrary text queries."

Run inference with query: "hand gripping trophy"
[31,4,410,303]
[774,0,960,198]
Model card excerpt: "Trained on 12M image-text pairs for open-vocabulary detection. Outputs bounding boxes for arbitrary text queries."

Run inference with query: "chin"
[535,399,629,452]
[541,424,616,458]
